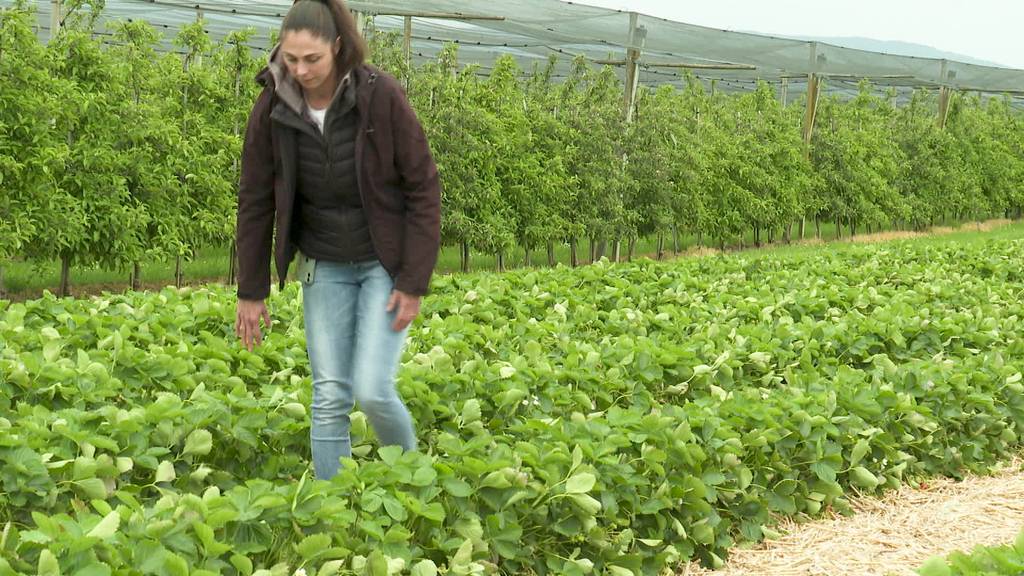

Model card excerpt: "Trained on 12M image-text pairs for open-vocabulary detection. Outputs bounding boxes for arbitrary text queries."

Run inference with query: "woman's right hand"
[236,298,272,352]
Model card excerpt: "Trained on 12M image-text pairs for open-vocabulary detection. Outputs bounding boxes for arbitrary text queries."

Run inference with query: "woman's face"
[280,29,341,92]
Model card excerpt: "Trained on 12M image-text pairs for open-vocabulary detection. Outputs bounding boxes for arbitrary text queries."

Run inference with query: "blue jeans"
[301,257,416,480]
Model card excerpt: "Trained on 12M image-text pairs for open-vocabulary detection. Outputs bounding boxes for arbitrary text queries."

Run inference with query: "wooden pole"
[353,10,366,37]
[780,77,789,108]
[937,60,952,129]
[622,12,644,123]
[229,40,243,286]
[50,0,61,41]
[802,43,822,154]
[403,15,412,90]
[614,13,645,263]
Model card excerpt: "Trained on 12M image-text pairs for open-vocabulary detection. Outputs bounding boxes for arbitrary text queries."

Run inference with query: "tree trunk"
[0,264,6,300]
[596,239,607,261]
[785,222,794,244]
[131,262,141,291]
[570,238,578,267]
[627,237,637,262]
[673,226,680,254]
[547,241,556,267]
[814,216,821,239]
[850,221,857,238]
[798,217,806,241]
[497,250,505,272]
[697,231,704,248]
[60,255,71,298]
[524,246,532,267]
[175,256,184,288]
[768,227,775,244]
[228,241,238,285]
[754,225,761,247]
[835,217,842,240]
[589,237,597,263]
[613,239,621,263]
[461,241,470,273]
[657,233,665,260]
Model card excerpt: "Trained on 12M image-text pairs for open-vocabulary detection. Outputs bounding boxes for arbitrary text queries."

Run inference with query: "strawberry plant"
[3,238,1024,573]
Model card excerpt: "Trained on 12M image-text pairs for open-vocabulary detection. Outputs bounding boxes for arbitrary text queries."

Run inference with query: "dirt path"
[682,458,1024,576]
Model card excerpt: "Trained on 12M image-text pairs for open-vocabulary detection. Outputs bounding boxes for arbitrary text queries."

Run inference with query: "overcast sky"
[576,0,1024,70]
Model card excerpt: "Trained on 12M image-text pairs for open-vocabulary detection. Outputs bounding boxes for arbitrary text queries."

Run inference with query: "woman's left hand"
[386,290,422,332]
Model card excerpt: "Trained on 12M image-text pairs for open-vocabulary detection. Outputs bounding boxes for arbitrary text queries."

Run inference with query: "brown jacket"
[236,58,441,300]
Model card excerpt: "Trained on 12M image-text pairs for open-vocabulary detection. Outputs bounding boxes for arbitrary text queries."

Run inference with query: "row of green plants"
[2,238,1024,574]
[3,2,1024,292]
[918,530,1024,576]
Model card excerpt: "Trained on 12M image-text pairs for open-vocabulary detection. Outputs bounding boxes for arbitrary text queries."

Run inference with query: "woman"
[233,0,441,480]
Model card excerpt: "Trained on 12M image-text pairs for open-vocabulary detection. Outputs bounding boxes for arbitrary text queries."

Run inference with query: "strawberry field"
[2,238,1024,575]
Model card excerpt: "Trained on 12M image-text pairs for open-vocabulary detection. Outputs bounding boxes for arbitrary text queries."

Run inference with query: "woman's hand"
[386,290,421,332]
[236,298,272,351]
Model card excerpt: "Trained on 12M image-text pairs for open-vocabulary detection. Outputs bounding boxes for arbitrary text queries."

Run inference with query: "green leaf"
[183,429,213,456]
[410,560,438,576]
[296,533,331,560]
[38,549,60,576]
[451,539,474,569]
[411,465,437,487]
[565,472,596,494]
[155,460,176,483]
[317,560,345,576]
[76,478,108,500]
[419,502,446,522]
[86,511,120,539]
[443,478,474,498]
[568,494,601,515]
[461,399,482,424]
[164,552,189,576]
[230,554,254,576]
[917,556,952,576]
[850,439,870,467]
[70,562,111,576]
[367,550,388,576]
[850,466,880,490]
[736,466,753,490]
[378,446,403,467]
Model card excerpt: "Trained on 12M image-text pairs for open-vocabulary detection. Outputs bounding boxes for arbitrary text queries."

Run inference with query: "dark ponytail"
[282,0,367,75]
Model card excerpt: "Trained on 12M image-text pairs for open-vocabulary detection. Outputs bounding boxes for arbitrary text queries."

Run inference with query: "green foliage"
[3,1,1024,283]
[3,239,1024,573]
[918,530,1024,575]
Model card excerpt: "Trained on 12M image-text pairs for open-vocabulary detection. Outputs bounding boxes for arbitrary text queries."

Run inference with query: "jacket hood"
[258,44,360,117]
[258,44,305,116]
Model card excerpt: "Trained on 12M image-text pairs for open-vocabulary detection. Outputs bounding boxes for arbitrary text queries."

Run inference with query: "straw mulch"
[681,458,1024,576]
[844,218,1013,244]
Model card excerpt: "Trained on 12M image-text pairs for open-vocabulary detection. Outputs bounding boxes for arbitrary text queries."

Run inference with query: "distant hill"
[771,35,1011,69]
